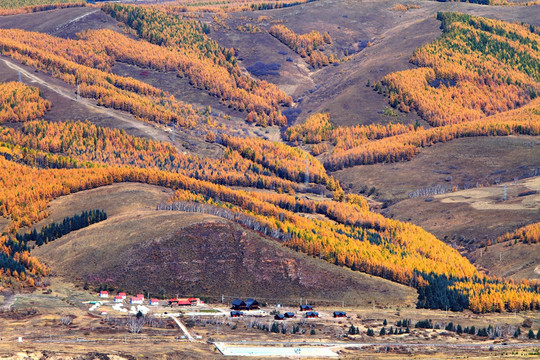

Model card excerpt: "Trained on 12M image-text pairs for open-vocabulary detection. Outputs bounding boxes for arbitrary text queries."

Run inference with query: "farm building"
[130,297,143,304]
[136,294,145,300]
[245,298,260,310]
[113,296,123,303]
[274,314,285,320]
[169,298,200,306]
[305,311,319,318]
[333,311,347,318]
[169,298,179,306]
[149,299,160,306]
[231,299,246,310]
[232,298,259,310]
[284,312,295,318]
[300,305,313,311]
[189,297,201,306]
[99,291,108,298]
[118,292,127,300]
[230,311,243,317]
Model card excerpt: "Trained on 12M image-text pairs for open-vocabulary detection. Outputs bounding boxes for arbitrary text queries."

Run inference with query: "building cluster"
[98,291,201,307]
[229,300,347,319]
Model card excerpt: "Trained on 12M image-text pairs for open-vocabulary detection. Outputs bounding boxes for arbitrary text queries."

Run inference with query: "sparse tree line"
[497,222,540,244]
[156,0,319,15]
[0,1,84,16]
[269,24,337,68]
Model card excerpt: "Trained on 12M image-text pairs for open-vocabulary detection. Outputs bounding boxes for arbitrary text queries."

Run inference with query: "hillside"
[0,0,537,316]
[32,184,416,306]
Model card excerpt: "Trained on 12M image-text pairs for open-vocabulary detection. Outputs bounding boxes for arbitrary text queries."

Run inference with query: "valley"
[0,0,538,358]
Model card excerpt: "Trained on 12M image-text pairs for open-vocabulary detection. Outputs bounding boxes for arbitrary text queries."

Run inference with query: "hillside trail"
[2,57,171,143]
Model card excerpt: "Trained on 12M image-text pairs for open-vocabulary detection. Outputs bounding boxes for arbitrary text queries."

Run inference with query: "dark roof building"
[230,311,243,317]
[274,314,285,320]
[300,304,313,311]
[305,311,319,318]
[333,311,347,318]
[245,298,260,310]
[284,312,295,318]
[231,299,247,310]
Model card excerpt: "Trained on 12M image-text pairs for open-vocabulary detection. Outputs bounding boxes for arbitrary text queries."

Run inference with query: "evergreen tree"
[528,329,535,339]
[367,328,374,336]
[457,324,463,334]
[380,327,386,336]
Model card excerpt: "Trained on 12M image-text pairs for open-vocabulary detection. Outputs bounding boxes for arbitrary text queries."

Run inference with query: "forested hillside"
[0,4,538,315]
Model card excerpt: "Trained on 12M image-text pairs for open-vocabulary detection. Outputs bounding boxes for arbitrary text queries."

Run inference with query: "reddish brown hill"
[32,190,415,306]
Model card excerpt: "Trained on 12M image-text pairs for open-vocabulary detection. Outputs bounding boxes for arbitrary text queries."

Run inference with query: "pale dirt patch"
[437,177,539,211]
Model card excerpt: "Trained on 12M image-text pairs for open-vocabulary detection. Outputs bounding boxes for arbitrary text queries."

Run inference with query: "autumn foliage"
[269,24,336,68]
[0,1,84,16]
[156,0,318,14]
[0,82,51,123]
[497,222,540,244]
[102,4,291,126]
[382,12,540,127]
[0,6,538,312]
[325,99,540,170]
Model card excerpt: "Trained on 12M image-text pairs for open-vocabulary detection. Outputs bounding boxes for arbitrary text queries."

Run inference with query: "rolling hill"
[32,183,417,306]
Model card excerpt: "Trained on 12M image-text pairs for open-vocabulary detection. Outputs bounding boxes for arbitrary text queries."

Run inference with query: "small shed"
[284,312,295,318]
[99,291,109,298]
[274,313,285,320]
[300,305,313,311]
[333,311,347,318]
[245,298,260,310]
[150,299,160,306]
[305,311,319,318]
[118,292,127,299]
[231,299,247,310]
[230,311,243,317]
[114,296,123,303]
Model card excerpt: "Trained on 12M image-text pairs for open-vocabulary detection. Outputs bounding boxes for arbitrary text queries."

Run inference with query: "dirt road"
[2,57,171,143]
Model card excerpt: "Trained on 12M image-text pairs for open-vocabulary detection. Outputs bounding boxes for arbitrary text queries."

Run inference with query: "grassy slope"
[32,183,416,306]
[470,240,540,280]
